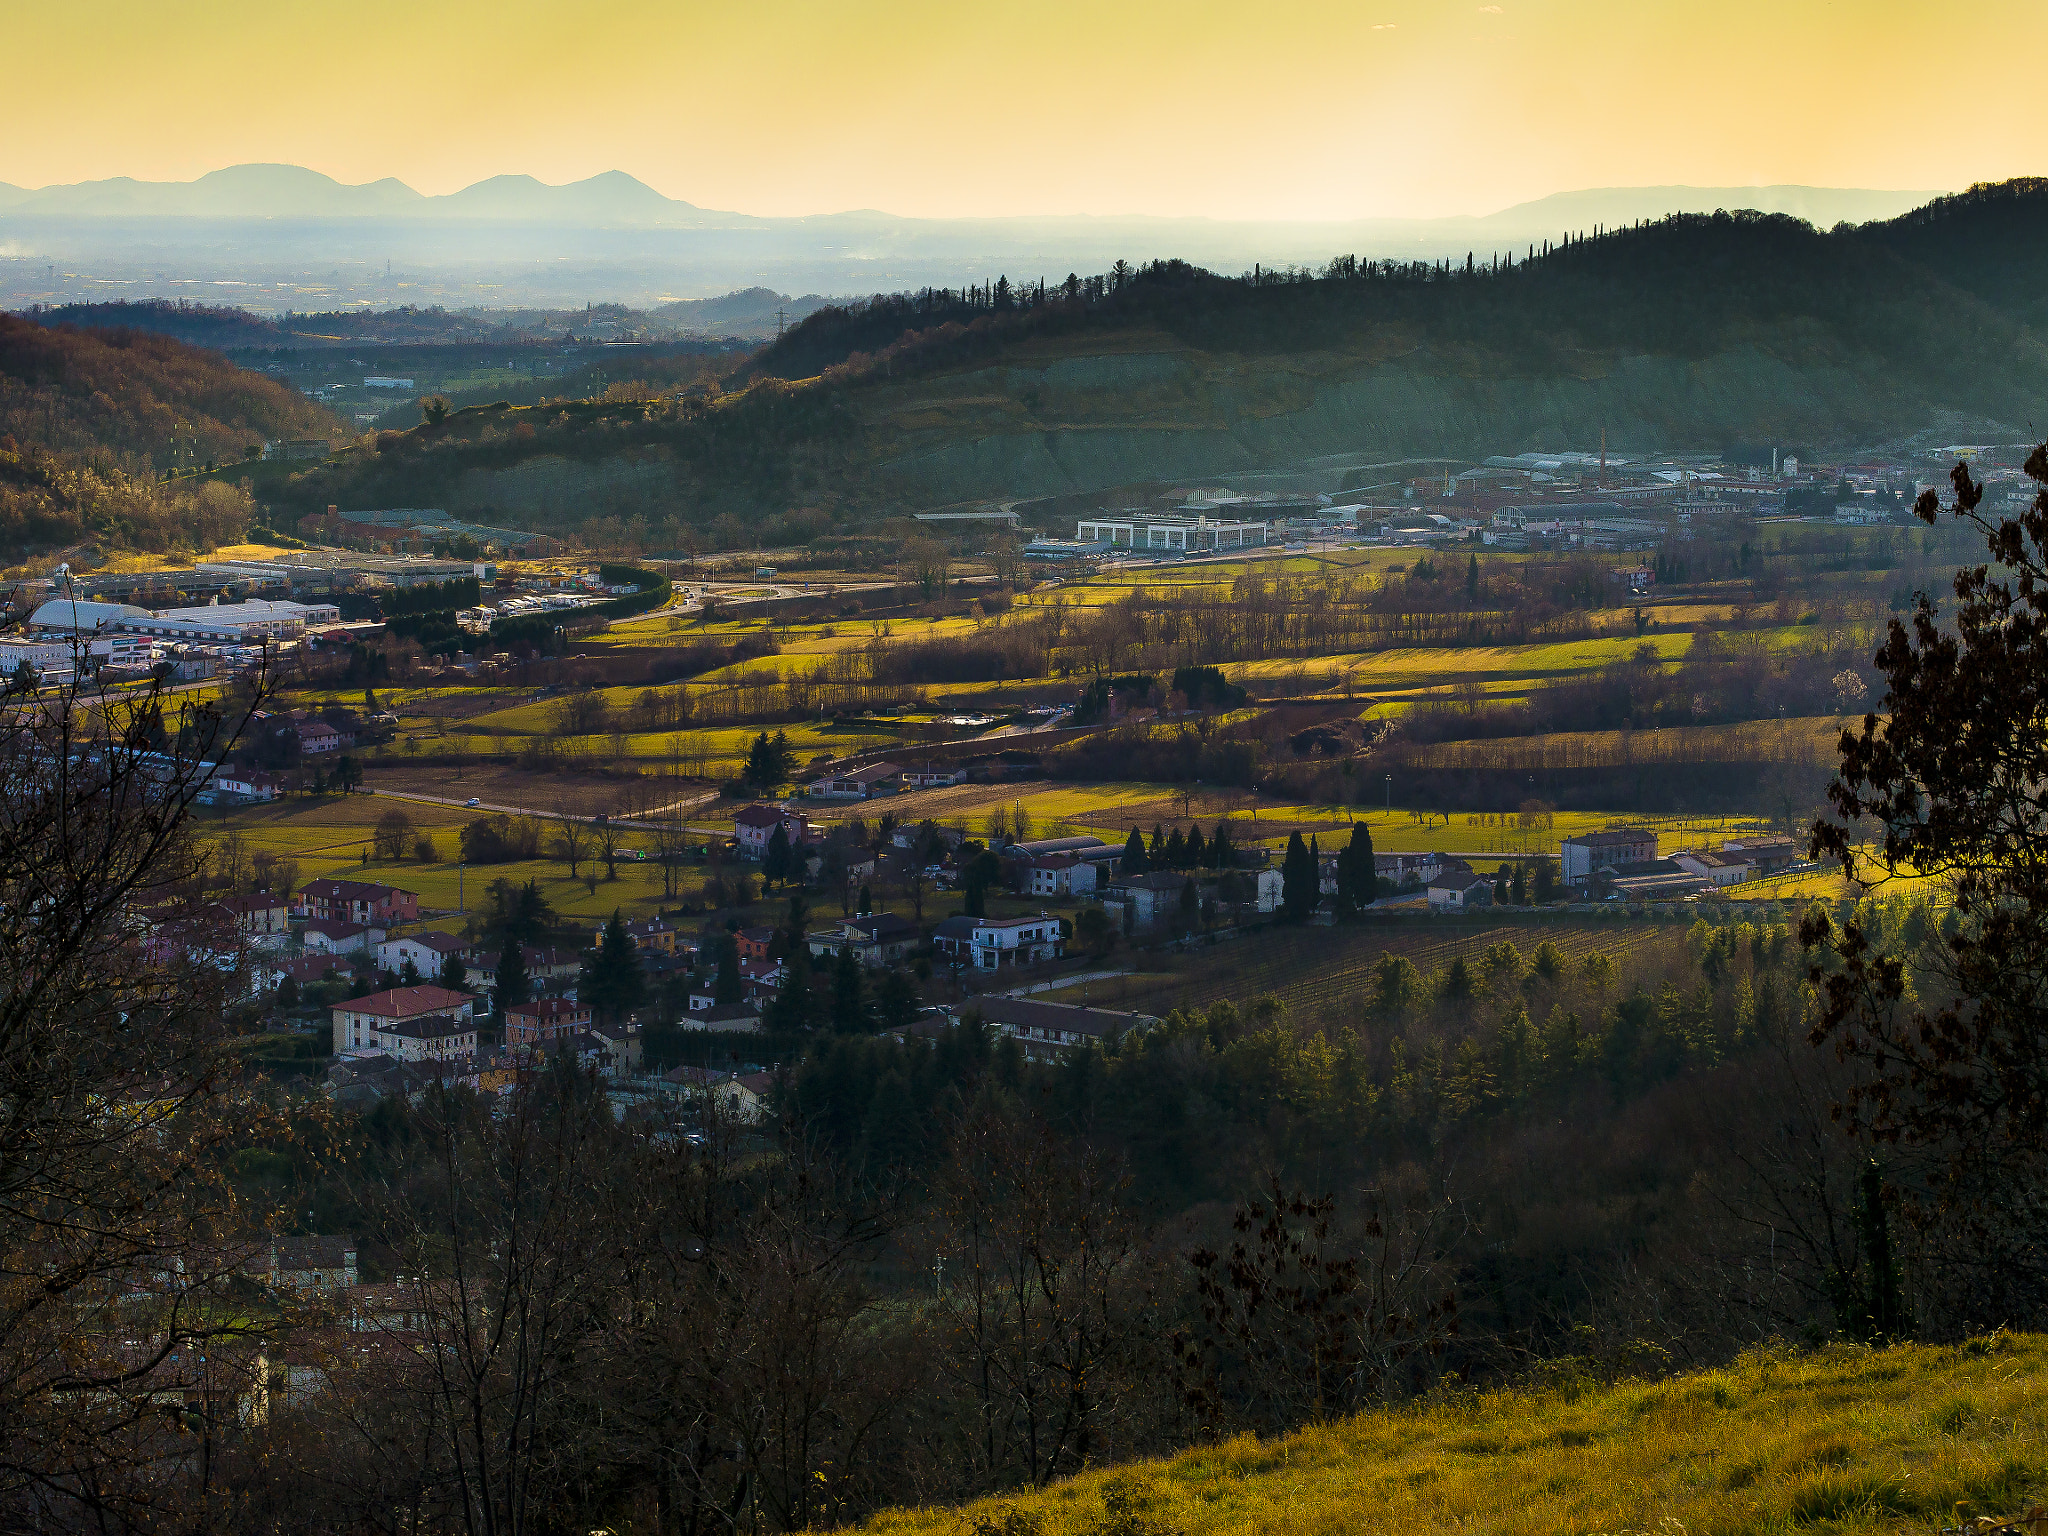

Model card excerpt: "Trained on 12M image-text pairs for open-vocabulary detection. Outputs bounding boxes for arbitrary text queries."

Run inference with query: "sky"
[8,0,2044,221]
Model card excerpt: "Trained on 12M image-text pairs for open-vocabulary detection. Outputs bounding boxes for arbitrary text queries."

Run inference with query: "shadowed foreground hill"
[867,1337,2048,1536]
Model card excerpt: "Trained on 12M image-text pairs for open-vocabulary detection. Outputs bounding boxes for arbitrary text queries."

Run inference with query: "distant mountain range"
[0,162,1942,236]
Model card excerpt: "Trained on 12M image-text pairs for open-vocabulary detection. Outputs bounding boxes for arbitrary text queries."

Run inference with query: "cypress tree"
[830,945,870,1033]
[494,938,529,1019]
[1281,832,1314,922]
[1163,828,1186,868]
[439,947,467,992]
[1209,821,1233,869]
[764,823,792,888]
[1122,826,1148,874]
[1185,824,1206,869]
[712,933,742,1004]
[583,909,645,1023]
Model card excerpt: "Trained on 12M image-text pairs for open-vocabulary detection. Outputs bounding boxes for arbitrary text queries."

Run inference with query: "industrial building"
[1072,515,1269,552]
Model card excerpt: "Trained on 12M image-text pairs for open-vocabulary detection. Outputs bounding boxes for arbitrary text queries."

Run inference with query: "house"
[268,954,347,990]
[1098,871,1203,934]
[503,997,593,1044]
[295,879,420,926]
[1375,851,1457,888]
[587,1022,644,1073]
[1427,868,1494,911]
[331,985,475,1055]
[592,915,679,956]
[1559,829,1658,887]
[807,762,902,800]
[1253,867,1285,913]
[965,996,1158,1062]
[1027,854,1099,897]
[346,1011,477,1063]
[376,931,471,980]
[930,914,1064,970]
[804,911,921,966]
[212,769,281,801]
[733,804,809,860]
[735,925,780,963]
[1671,849,1754,886]
[738,958,786,999]
[901,766,966,789]
[296,721,348,754]
[682,1001,764,1033]
[213,891,291,939]
[302,919,382,956]
[663,1065,774,1122]
[256,1236,358,1291]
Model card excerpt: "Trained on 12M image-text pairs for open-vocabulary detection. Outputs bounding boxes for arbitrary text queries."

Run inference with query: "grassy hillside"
[867,1337,2048,1536]
[257,186,2048,532]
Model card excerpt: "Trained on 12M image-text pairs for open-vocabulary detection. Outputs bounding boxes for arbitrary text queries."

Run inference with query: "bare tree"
[551,816,592,880]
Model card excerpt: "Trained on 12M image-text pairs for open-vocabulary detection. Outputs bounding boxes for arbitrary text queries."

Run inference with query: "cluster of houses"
[1413,828,1806,910]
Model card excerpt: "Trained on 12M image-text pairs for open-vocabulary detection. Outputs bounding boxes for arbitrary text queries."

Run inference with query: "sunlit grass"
[863,1336,2048,1536]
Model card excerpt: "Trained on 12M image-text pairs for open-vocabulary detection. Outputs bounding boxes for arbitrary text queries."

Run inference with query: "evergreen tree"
[767,947,816,1032]
[1185,824,1206,869]
[1494,864,1513,904]
[874,967,921,1033]
[763,823,793,888]
[712,933,743,1004]
[274,975,300,1009]
[1121,826,1148,874]
[829,945,870,1033]
[1281,832,1314,922]
[1510,864,1529,905]
[1178,877,1199,932]
[742,731,782,790]
[1338,822,1376,915]
[582,909,647,1024]
[768,729,797,785]
[494,939,529,1019]
[1208,821,1233,869]
[1149,823,1166,864]
[1466,552,1480,598]
[398,956,420,987]
[857,883,872,915]
[1163,828,1186,868]
[961,848,1002,919]
[439,948,466,992]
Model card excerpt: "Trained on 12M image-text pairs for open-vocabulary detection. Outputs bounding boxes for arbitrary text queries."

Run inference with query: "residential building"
[1027,854,1098,897]
[804,911,920,966]
[295,879,420,926]
[1098,871,1203,934]
[503,998,593,1044]
[1374,851,1458,888]
[585,1022,643,1075]
[1671,850,1754,886]
[682,1001,764,1033]
[930,914,1064,970]
[331,985,475,1055]
[901,766,967,789]
[1427,868,1493,911]
[212,891,291,939]
[302,919,382,956]
[592,915,678,956]
[376,931,470,980]
[256,1236,358,1291]
[297,721,345,754]
[1559,829,1658,887]
[733,803,810,859]
[663,1065,773,1122]
[212,769,281,801]
[807,762,902,800]
[735,925,780,962]
[965,996,1157,1062]
[355,1012,478,1063]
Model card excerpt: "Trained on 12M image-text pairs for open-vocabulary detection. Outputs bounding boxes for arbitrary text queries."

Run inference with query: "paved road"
[367,784,724,834]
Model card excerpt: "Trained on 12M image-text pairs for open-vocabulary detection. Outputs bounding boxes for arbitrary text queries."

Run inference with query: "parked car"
[466,796,482,807]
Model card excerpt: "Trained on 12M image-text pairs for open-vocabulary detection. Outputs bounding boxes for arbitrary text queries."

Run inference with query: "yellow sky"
[7,0,2042,220]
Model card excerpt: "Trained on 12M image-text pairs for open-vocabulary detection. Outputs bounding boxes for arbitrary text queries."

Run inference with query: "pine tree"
[1178,877,1199,932]
[829,945,870,1033]
[1163,828,1186,869]
[743,731,780,790]
[712,933,742,1004]
[494,938,529,1018]
[1338,822,1376,915]
[767,947,816,1032]
[1185,824,1206,869]
[398,956,420,987]
[1466,552,1480,598]
[1149,823,1166,864]
[1122,826,1148,874]
[857,883,872,915]
[1208,821,1233,869]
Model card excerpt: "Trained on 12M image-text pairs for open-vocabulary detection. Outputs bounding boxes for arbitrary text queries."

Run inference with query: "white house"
[1427,868,1494,912]
[302,919,383,956]
[331,985,476,1056]
[1027,854,1098,897]
[375,931,472,980]
[807,762,901,800]
[930,914,1064,970]
[733,803,809,860]
[212,769,281,801]
[901,766,967,789]
[1559,828,1658,887]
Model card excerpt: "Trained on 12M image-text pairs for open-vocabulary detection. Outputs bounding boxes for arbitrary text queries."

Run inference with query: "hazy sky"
[9,0,2042,220]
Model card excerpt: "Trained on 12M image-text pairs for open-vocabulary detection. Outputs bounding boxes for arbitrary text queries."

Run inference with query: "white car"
[466,796,482,807]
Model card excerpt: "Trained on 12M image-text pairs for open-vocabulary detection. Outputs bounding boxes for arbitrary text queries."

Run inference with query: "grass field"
[862,1335,2048,1536]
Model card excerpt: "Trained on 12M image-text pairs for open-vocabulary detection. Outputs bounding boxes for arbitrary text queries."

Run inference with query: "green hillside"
[867,1336,2048,1536]
[257,183,2048,536]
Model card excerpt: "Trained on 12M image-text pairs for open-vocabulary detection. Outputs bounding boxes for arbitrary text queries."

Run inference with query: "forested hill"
[0,312,339,472]
[258,182,2048,535]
